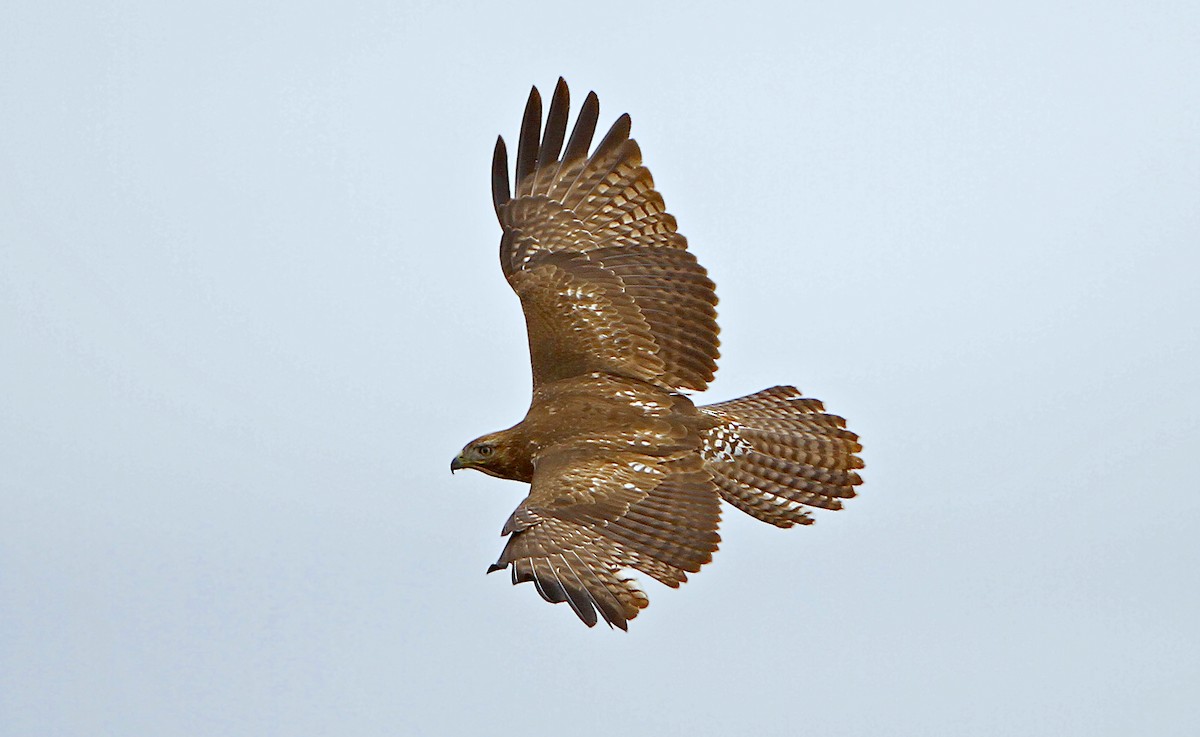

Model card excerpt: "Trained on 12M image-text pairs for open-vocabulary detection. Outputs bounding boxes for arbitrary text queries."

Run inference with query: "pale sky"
[2,2,1197,736]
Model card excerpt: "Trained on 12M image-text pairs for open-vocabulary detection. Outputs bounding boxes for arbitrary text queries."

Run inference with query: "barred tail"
[699,386,864,528]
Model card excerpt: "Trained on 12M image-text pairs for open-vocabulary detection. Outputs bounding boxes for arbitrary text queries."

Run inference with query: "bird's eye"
[478,445,493,457]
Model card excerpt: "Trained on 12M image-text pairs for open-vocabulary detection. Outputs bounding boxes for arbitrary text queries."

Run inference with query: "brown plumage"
[453,79,864,629]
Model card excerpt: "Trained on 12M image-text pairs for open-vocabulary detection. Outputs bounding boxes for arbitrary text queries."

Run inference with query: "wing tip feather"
[561,89,600,164]
[491,135,510,217]
[536,78,570,170]
[515,84,543,191]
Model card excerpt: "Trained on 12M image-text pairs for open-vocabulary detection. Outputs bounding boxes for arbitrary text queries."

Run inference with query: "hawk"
[452,79,864,629]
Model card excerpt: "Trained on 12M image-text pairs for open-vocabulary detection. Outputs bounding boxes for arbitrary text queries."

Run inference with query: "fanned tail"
[699,386,863,528]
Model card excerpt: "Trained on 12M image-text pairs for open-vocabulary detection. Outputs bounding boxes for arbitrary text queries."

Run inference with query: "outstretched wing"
[492,78,720,392]
[487,447,721,630]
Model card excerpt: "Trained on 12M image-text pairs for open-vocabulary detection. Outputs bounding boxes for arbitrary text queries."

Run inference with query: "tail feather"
[711,473,816,527]
[737,426,864,470]
[736,449,862,490]
[700,386,864,528]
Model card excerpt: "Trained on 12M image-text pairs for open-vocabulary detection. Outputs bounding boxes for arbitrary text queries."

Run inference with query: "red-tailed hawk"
[452,79,864,629]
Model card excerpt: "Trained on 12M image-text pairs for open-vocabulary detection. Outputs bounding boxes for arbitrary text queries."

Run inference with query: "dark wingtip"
[514,85,543,191]
[491,135,510,218]
[613,112,632,138]
[486,562,506,574]
[592,111,632,162]
[536,78,570,169]
[562,90,600,164]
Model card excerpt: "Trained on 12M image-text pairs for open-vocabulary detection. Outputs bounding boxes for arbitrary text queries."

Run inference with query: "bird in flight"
[452,79,864,629]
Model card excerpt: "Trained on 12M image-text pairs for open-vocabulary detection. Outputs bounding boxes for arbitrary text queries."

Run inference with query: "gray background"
[2,2,1197,735]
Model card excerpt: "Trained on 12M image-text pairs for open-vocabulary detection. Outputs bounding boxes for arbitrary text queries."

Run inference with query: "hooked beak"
[450,455,465,473]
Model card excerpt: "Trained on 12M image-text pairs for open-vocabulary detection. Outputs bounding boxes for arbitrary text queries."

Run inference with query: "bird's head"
[451,431,526,480]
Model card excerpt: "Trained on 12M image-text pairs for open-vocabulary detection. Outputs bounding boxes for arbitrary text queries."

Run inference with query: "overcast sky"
[2,2,1197,736]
